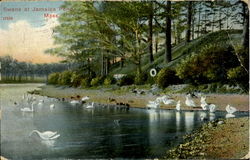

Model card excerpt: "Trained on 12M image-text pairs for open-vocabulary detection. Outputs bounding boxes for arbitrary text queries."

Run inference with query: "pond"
[0,84,248,159]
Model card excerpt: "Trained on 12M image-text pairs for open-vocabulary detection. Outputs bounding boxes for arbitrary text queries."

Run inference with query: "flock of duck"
[146,93,238,119]
[19,94,93,142]
[18,92,238,144]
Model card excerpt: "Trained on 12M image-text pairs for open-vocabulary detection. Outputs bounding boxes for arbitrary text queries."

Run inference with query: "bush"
[103,77,116,86]
[48,72,60,84]
[134,72,148,85]
[90,76,104,87]
[176,44,239,84]
[71,72,83,87]
[58,70,73,85]
[156,68,180,88]
[81,78,91,88]
[117,74,135,86]
[227,66,248,91]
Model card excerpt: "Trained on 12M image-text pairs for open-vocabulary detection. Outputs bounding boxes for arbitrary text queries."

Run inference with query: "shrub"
[156,68,180,88]
[71,72,83,87]
[227,66,248,91]
[134,72,148,85]
[176,44,239,84]
[117,74,135,86]
[48,72,60,84]
[103,77,116,86]
[90,76,104,87]
[59,70,73,85]
[81,78,91,88]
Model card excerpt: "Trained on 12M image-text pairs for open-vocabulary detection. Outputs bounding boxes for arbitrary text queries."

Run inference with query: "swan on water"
[70,100,80,105]
[50,104,55,109]
[209,104,216,113]
[86,102,94,109]
[114,119,121,126]
[176,100,181,111]
[226,104,237,114]
[21,102,35,112]
[185,94,196,107]
[29,130,60,140]
[225,113,236,118]
[38,100,44,106]
[81,96,90,101]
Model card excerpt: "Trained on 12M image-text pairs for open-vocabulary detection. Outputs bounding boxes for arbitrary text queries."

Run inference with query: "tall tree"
[148,1,154,63]
[165,1,172,63]
[186,1,193,43]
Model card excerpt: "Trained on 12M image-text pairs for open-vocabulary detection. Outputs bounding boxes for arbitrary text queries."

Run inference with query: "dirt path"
[165,117,249,159]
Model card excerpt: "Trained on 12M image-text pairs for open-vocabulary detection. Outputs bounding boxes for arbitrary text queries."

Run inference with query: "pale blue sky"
[0,1,64,29]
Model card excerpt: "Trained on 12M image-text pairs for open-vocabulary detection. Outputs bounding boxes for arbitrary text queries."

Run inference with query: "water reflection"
[184,112,195,132]
[0,84,249,159]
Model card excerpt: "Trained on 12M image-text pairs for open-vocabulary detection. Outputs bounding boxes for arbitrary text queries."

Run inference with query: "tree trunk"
[155,32,158,53]
[197,3,202,37]
[101,53,105,76]
[186,1,192,43]
[242,2,249,49]
[165,1,172,63]
[105,57,110,75]
[148,1,154,63]
[120,57,124,68]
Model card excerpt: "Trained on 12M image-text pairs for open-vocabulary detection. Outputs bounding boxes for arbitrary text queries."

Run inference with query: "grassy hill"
[110,30,243,75]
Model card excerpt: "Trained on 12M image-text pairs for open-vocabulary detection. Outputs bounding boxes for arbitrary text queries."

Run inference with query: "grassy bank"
[165,117,249,159]
[34,85,249,111]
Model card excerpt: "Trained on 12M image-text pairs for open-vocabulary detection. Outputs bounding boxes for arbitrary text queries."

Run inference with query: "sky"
[0,1,65,64]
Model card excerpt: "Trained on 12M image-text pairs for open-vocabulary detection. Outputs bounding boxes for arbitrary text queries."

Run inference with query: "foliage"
[117,74,135,86]
[103,76,116,85]
[81,78,91,88]
[156,68,180,88]
[134,72,148,85]
[227,66,249,91]
[90,76,104,86]
[58,70,73,85]
[48,72,60,84]
[176,44,239,84]
[71,72,84,87]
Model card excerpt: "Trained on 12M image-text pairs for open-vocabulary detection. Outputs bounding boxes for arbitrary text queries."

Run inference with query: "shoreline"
[34,85,249,112]
[32,84,249,159]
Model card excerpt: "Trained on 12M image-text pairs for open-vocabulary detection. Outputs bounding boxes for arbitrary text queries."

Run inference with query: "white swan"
[86,102,94,109]
[185,94,196,107]
[70,100,80,105]
[162,98,175,105]
[81,96,90,101]
[146,101,160,109]
[21,102,35,112]
[38,100,44,106]
[29,130,60,140]
[209,104,216,113]
[176,100,181,111]
[50,104,55,109]
[225,113,236,118]
[226,104,237,114]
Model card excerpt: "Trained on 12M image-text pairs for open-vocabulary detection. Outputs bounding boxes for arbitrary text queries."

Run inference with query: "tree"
[165,1,172,63]
[186,1,193,43]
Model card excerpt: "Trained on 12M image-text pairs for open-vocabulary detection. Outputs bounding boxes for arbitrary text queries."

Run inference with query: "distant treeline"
[0,55,74,83]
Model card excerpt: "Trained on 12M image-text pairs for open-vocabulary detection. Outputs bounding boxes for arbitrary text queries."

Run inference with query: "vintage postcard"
[0,0,249,159]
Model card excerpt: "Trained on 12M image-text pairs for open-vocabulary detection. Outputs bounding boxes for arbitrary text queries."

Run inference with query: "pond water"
[0,84,248,159]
